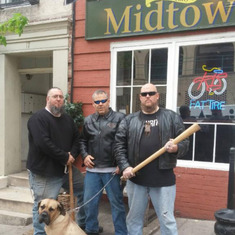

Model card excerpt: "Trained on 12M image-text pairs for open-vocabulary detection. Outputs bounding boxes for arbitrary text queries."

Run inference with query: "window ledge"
[177,159,229,171]
[0,0,39,9]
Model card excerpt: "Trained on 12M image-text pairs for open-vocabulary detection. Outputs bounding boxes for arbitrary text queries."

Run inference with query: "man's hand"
[122,167,135,180]
[84,155,95,168]
[67,153,75,165]
[165,139,178,153]
[115,166,120,175]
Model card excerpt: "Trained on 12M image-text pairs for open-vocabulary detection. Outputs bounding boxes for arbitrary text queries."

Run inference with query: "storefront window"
[116,49,167,114]
[113,35,235,166]
[177,42,235,163]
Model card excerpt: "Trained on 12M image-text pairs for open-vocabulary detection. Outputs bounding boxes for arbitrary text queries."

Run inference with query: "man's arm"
[114,118,131,172]
[28,114,69,166]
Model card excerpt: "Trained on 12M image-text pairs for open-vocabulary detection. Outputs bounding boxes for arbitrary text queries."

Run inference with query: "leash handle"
[69,163,75,220]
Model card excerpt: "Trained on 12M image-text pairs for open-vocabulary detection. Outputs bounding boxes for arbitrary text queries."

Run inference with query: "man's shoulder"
[83,113,96,125]
[126,111,140,119]
[112,110,125,119]
[160,108,178,116]
[29,108,47,119]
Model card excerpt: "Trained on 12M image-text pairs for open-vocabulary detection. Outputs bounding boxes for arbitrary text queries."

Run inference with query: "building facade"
[0,0,73,175]
[73,0,235,219]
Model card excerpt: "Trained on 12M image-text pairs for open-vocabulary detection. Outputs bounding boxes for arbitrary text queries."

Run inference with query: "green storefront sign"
[86,0,235,40]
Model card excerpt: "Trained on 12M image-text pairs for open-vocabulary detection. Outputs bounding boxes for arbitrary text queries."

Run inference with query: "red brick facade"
[175,167,228,220]
[73,0,229,220]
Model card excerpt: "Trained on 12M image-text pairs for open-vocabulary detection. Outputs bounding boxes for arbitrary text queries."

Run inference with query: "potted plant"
[64,94,84,129]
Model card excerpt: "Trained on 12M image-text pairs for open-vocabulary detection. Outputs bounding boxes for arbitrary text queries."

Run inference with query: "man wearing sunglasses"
[114,83,189,235]
[79,90,127,235]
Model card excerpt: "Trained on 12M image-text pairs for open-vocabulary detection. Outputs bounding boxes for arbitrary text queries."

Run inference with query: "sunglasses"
[94,99,108,104]
[140,91,157,97]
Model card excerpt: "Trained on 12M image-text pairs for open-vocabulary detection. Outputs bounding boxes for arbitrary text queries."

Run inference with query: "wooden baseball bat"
[121,123,201,180]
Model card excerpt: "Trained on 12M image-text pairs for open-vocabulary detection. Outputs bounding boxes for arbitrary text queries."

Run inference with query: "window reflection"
[117,51,132,86]
[116,87,130,114]
[133,50,149,85]
[177,43,235,122]
[195,43,234,74]
[151,48,168,84]
[116,49,167,114]
[178,42,235,163]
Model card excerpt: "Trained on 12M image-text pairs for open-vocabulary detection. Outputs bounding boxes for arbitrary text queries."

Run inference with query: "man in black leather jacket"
[79,90,127,235]
[114,83,189,235]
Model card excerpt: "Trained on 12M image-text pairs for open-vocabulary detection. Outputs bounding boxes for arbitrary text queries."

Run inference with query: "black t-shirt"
[131,110,175,187]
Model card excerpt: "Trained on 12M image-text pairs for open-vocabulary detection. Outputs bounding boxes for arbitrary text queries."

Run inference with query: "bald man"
[115,83,189,235]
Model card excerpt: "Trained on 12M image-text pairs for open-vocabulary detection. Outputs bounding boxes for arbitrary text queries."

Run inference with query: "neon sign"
[188,66,227,100]
[188,65,228,111]
[190,99,225,110]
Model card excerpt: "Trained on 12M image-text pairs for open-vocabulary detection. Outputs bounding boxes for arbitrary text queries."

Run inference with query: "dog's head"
[38,198,66,225]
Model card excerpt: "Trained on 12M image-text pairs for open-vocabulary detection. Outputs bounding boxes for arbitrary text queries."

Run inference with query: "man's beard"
[50,105,65,116]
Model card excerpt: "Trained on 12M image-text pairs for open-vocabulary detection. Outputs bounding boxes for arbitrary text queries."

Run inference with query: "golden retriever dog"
[38,198,86,235]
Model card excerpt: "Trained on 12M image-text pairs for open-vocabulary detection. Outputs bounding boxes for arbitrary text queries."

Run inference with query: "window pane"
[177,43,235,122]
[194,125,214,162]
[157,86,166,108]
[215,125,235,163]
[195,43,234,74]
[117,51,132,86]
[132,87,141,113]
[116,87,130,114]
[151,48,168,84]
[177,42,235,164]
[180,123,194,161]
[133,50,149,85]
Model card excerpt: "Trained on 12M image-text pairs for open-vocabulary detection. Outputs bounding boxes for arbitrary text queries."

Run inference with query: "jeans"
[28,166,86,235]
[126,180,177,235]
[84,171,127,235]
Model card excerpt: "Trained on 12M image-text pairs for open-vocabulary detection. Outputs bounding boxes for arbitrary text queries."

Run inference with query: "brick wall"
[74,0,230,220]
[174,167,228,220]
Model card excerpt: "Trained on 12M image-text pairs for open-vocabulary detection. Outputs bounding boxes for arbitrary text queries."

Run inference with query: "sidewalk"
[0,199,216,235]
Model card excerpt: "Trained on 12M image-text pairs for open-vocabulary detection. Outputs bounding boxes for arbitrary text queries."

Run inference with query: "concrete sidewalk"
[0,199,216,235]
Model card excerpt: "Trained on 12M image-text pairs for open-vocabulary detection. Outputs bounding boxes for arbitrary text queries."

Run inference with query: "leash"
[67,171,116,214]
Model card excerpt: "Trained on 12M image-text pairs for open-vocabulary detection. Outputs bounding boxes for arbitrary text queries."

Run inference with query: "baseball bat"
[121,123,201,180]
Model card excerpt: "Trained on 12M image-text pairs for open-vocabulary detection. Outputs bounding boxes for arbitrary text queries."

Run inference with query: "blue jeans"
[28,166,86,235]
[126,180,177,235]
[84,171,127,235]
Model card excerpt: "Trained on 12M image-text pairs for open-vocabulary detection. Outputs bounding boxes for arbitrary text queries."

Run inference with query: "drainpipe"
[70,1,76,102]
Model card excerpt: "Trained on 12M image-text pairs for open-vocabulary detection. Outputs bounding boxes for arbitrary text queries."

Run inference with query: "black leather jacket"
[114,108,189,172]
[80,108,125,168]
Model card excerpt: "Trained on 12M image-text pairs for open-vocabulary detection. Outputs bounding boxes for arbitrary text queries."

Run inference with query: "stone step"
[0,209,32,226]
[0,186,33,214]
[0,174,33,226]
[8,171,30,188]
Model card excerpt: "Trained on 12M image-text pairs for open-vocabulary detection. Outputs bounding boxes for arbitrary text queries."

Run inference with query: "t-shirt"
[131,110,175,187]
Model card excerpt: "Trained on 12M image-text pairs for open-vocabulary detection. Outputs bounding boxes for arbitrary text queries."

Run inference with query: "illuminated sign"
[188,65,228,111]
[86,0,235,40]
[188,65,227,100]
[190,99,226,110]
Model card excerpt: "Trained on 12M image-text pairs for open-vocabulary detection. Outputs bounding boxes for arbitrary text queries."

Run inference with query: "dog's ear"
[58,202,66,216]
